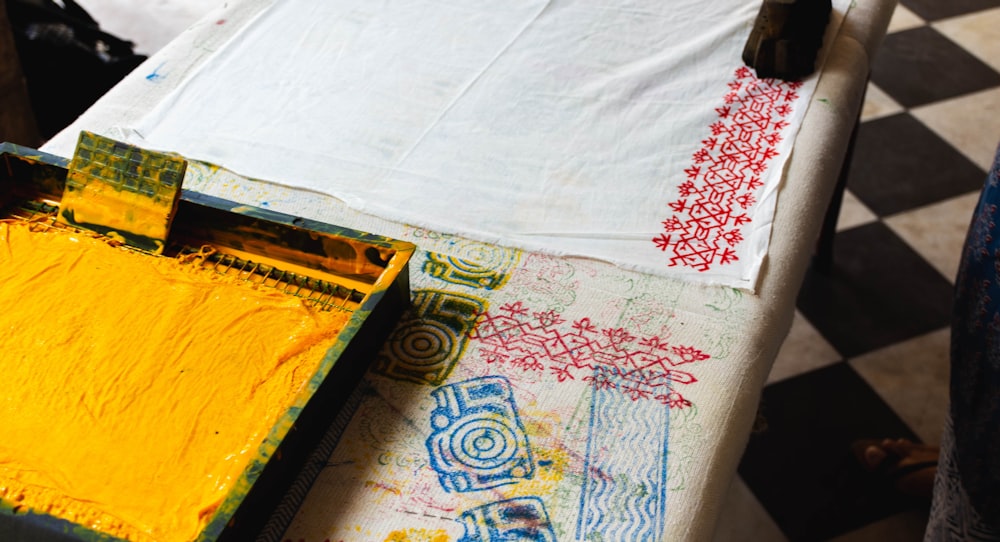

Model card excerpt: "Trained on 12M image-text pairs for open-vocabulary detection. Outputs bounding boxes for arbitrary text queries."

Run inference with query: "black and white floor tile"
[719,1,1000,540]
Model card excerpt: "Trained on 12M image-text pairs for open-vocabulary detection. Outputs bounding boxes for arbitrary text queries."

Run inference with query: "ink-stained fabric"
[926,143,1000,540]
[120,0,847,291]
[38,0,895,538]
[139,36,872,532]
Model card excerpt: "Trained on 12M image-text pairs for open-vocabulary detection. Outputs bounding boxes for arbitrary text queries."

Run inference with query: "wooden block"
[742,0,832,81]
[57,131,186,254]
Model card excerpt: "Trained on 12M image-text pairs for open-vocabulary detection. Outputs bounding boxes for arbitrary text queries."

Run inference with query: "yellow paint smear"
[66,179,176,240]
[0,220,351,541]
[384,528,450,542]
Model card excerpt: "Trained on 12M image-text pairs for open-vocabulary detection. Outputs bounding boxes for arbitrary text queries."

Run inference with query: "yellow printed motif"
[384,528,451,542]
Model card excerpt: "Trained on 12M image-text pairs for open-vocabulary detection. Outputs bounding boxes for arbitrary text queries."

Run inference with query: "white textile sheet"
[128,0,848,290]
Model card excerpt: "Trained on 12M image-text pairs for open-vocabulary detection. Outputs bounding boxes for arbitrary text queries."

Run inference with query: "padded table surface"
[41,0,896,539]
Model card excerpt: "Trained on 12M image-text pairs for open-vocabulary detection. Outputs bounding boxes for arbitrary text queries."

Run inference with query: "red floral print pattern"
[469,301,710,407]
[653,67,803,271]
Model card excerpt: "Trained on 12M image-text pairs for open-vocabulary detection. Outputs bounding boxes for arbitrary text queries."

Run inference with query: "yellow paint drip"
[0,220,350,541]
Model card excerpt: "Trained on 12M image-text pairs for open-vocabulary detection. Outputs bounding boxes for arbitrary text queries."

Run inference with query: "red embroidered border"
[469,301,709,408]
[653,67,803,271]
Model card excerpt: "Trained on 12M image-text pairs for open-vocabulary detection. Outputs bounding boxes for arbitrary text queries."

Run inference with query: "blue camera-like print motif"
[426,376,534,492]
[458,497,556,542]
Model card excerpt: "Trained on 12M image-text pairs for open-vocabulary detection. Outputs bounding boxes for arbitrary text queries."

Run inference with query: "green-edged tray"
[0,140,414,541]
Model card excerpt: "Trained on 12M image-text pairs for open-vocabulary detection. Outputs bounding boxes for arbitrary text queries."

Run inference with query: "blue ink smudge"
[538,460,552,467]
[146,63,167,82]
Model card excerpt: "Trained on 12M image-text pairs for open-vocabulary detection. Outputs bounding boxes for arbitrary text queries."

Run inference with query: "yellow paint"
[60,155,180,256]
[64,179,175,239]
[383,528,450,542]
[0,220,350,541]
[495,445,571,502]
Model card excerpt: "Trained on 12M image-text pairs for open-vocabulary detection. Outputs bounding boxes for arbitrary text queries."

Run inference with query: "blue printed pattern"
[577,369,669,540]
[426,377,534,492]
[458,497,556,542]
[933,144,1000,533]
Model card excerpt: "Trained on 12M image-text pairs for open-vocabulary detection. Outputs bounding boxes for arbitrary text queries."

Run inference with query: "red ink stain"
[216,19,227,25]
[364,480,401,496]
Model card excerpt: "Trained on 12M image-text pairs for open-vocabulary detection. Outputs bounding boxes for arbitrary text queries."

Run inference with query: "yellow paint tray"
[0,135,415,541]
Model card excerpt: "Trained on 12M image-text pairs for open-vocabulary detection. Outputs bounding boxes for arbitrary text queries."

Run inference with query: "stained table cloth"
[40,0,896,539]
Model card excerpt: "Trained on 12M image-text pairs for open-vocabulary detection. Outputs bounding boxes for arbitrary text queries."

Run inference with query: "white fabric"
[160,40,871,541]
[126,0,847,291]
[32,0,891,538]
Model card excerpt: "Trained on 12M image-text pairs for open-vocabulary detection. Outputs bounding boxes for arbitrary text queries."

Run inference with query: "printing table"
[42,0,896,539]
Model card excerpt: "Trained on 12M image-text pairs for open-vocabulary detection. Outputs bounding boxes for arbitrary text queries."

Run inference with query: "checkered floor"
[716,1,1000,541]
